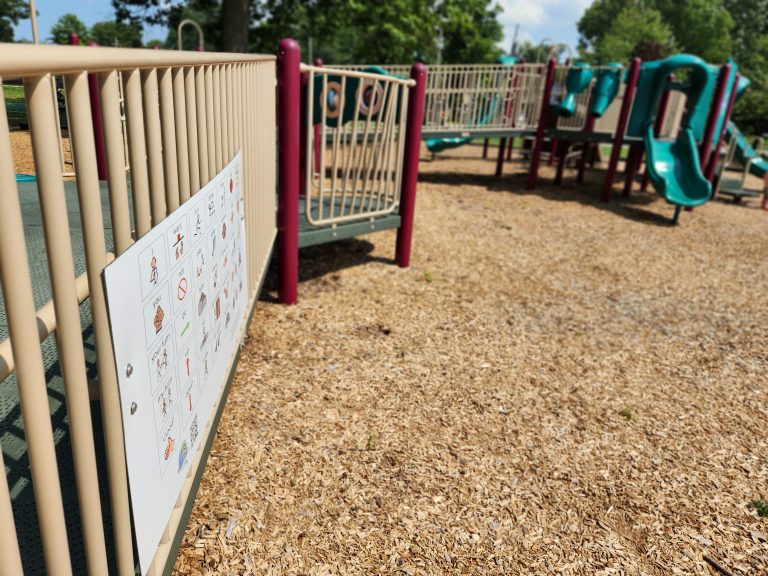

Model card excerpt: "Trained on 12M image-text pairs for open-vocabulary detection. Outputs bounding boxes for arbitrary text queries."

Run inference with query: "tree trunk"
[222,0,250,52]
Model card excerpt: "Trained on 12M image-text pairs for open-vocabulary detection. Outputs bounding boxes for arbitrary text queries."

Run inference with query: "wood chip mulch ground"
[174,144,767,575]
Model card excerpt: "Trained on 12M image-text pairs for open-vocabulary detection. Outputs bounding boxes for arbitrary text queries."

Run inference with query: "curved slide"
[726,122,768,178]
[644,127,711,218]
[638,55,714,221]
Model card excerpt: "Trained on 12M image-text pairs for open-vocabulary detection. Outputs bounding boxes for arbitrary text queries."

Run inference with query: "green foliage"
[0,0,30,42]
[49,13,90,45]
[578,0,733,63]
[593,4,674,64]
[723,0,768,134]
[2,84,25,103]
[438,0,504,64]
[90,20,143,47]
[750,496,768,518]
[619,406,635,422]
[111,0,506,63]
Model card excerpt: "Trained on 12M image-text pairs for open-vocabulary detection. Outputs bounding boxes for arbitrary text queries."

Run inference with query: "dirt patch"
[174,143,768,575]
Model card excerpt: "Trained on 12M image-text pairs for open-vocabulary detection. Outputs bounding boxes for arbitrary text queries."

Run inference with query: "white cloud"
[496,0,594,54]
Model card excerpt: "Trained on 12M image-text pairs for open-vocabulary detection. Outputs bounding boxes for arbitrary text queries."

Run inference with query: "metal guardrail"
[0,42,276,576]
[302,65,413,226]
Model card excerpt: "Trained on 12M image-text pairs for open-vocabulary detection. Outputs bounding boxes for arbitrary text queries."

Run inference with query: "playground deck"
[174,144,768,575]
[297,196,401,248]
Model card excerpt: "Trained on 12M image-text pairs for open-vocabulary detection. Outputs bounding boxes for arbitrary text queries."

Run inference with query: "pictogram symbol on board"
[177,277,188,301]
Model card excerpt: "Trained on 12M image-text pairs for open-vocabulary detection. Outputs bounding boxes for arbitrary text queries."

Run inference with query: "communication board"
[104,153,248,573]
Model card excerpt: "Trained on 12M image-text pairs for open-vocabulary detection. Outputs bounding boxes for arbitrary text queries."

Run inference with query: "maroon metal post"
[503,64,520,163]
[699,62,731,175]
[482,138,489,158]
[601,57,641,203]
[527,58,557,190]
[395,63,427,268]
[277,38,301,304]
[82,41,108,181]
[576,95,597,184]
[495,138,507,177]
[554,142,569,185]
[705,71,739,182]
[548,139,558,166]
[622,143,643,196]
[312,58,323,175]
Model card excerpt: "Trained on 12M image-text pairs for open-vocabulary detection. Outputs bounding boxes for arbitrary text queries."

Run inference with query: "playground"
[170,144,768,574]
[1,22,768,575]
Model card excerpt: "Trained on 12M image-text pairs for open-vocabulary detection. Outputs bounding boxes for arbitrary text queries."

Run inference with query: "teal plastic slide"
[590,63,623,117]
[426,57,518,154]
[557,61,594,117]
[635,55,714,219]
[726,122,768,178]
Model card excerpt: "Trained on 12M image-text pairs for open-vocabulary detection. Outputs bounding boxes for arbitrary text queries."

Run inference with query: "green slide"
[725,122,768,178]
[638,55,714,220]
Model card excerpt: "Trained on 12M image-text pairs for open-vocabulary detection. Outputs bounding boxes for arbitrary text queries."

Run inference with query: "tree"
[593,4,674,63]
[49,14,90,45]
[438,0,503,64]
[90,20,143,47]
[578,0,733,63]
[721,0,768,134]
[0,0,30,42]
[113,0,252,52]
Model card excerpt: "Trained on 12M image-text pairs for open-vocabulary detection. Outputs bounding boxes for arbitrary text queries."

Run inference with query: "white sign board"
[104,153,248,573]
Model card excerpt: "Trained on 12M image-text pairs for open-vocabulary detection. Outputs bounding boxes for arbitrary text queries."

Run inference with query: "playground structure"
[0,42,277,575]
[1,30,767,576]
[339,50,756,222]
[276,39,426,305]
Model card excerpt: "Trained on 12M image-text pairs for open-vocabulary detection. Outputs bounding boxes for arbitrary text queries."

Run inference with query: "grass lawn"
[3,84,25,103]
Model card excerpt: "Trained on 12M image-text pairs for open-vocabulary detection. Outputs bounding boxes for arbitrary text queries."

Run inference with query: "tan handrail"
[0,42,272,77]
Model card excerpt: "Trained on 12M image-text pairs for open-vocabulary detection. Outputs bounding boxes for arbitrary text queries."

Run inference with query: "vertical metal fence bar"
[15,75,74,576]
[244,64,255,295]
[142,68,168,225]
[226,64,235,160]
[213,65,223,172]
[204,65,216,178]
[185,67,201,194]
[172,67,191,204]
[252,63,262,294]
[159,67,180,212]
[124,69,152,238]
[195,66,210,186]
[0,80,30,576]
[66,71,137,576]
[28,72,109,576]
[99,71,134,253]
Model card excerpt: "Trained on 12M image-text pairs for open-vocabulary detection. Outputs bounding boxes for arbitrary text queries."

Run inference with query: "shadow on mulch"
[419,168,679,228]
[259,238,393,302]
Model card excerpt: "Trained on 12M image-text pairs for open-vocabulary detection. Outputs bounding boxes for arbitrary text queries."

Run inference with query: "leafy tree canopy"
[90,20,143,47]
[1,0,30,42]
[49,13,90,44]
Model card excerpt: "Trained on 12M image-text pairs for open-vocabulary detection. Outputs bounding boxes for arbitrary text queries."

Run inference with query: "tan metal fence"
[336,63,546,136]
[303,65,413,226]
[420,64,545,135]
[0,42,275,575]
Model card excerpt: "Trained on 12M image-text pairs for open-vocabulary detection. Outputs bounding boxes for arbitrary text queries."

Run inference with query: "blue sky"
[14,0,591,52]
